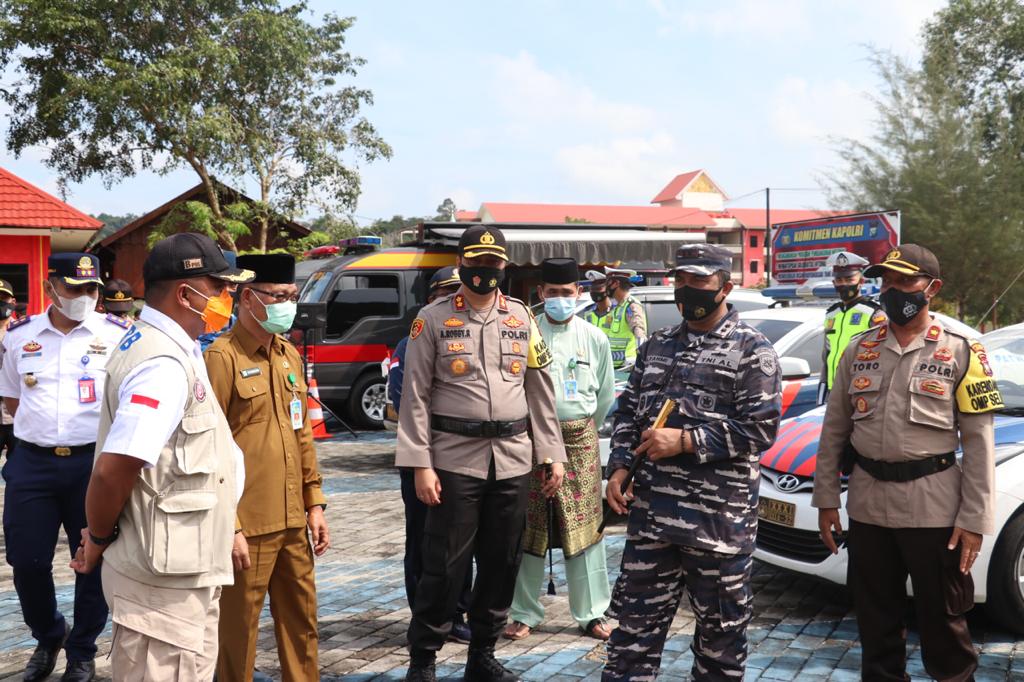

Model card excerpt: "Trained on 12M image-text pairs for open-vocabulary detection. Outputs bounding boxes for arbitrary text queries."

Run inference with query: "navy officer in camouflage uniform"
[603,244,782,681]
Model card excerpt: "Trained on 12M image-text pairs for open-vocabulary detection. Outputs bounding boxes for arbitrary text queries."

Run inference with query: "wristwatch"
[89,525,119,546]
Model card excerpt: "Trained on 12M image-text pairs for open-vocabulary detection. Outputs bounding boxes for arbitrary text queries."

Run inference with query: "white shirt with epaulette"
[0,308,131,447]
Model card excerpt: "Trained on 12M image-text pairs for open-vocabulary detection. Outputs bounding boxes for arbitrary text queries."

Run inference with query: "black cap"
[459,226,508,261]
[864,244,941,279]
[429,266,460,291]
[0,279,12,297]
[541,258,579,285]
[235,254,296,284]
[103,279,134,312]
[48,252,103,286]
[671,243,733,276]
[143,233,255,284]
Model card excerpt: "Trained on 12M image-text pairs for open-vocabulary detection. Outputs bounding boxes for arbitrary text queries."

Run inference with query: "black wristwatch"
[89,525,119,546]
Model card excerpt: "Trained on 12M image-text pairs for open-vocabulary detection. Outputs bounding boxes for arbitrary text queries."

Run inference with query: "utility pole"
[764,187,771,285]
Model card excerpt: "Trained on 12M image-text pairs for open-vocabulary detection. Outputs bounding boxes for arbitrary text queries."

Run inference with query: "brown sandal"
[583,618,612,640]
[503,621,532,640]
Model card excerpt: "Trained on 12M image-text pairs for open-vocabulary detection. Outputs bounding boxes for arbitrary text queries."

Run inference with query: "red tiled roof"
[0,166,102,230]
[478,202,713,227]
[726,208,838,229]
[650,170,701,204]
[455,209,479,221]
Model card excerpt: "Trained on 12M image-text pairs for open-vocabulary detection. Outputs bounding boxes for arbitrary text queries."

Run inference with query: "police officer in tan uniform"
[71,234,253,681]
[397,225,566,682]
[813,244,999,682]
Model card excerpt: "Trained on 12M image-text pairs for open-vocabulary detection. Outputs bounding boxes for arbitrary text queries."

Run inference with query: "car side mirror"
[779,356,812,380]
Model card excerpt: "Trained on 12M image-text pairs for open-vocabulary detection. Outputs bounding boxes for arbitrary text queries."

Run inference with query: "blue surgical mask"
[544,296,576,322]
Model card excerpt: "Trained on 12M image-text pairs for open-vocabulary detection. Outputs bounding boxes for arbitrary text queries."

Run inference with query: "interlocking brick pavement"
[2,433,1023,680]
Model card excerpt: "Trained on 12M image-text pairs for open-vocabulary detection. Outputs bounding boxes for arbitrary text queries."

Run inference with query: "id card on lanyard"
[78,355,96,404]
[288,373,303,430]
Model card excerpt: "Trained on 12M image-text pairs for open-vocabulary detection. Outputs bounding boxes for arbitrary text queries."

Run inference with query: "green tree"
[0,0,390,252]
[826,43,1024,326]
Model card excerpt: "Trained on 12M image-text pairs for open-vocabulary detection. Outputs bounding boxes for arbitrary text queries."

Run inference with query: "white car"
[755,322,1024,632]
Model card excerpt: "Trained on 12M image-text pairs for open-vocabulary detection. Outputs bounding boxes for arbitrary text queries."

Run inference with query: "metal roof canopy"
[419,222,703,266]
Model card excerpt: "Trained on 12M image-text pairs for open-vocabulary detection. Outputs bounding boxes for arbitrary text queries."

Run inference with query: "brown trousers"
[847,520,977,682]
[216,527,319,682]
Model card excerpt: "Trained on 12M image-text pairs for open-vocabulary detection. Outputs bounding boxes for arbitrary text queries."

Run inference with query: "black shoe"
[23,624,69,682]
[406,660,437,682]
[61,660,95,682]
[448,620,472,645]
[464,646,519,682]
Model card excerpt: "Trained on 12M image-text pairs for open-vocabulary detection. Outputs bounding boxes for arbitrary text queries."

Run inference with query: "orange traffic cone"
[307,377,329,439]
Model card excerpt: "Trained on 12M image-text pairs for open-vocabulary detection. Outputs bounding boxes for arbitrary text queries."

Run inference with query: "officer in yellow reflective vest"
[818,251,886,405]
[583,267,646,370]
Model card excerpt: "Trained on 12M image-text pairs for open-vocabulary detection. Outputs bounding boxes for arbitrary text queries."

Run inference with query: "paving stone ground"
[2,433,1023,680]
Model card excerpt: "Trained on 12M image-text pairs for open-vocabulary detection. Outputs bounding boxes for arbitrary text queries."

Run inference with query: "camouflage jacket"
[607,306,782,554]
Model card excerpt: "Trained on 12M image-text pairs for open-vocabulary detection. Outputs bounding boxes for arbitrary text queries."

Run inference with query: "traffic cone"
[307,377,329,439]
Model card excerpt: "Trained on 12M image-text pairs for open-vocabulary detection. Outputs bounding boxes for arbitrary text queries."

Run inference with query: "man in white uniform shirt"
[0,253,131,682]
[70,233,252,681]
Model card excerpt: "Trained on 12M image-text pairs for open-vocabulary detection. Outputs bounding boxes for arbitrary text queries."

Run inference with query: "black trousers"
[407,463,530,652]
[847,520,977,682]
[2,442,108,662]
[400,469,474,614]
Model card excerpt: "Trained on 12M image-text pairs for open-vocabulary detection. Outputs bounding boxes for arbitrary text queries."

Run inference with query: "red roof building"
[0,167,103,314]
[457,169,835,286]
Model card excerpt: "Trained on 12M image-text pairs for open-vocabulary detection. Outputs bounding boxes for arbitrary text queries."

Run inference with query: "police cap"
[48,252,103,286]
[826,251,869,277]
[429,266,460,291]
[864,244,941,279]
[103,279,135,313]
[671,243,732,276]
[459,226,509,262]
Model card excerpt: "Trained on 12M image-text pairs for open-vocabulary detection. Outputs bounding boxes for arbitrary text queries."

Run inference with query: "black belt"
[19,441,95,457]
[431,415,528,438]
[855,452,955,482]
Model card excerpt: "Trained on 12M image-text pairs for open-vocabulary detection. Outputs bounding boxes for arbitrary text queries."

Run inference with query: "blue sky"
[0,0,946,224]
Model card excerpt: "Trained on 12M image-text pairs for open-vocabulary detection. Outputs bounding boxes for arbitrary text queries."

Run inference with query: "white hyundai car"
[755,322,1024,632]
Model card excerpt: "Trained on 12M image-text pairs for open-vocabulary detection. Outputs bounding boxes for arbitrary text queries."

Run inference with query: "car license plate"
[758,496,796,527]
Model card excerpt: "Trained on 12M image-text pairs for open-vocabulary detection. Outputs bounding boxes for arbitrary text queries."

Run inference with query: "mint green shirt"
[536,314,616,424]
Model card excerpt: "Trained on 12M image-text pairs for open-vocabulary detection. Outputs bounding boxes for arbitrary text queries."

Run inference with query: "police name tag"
[563,379,579,401]
[290,396,303,430]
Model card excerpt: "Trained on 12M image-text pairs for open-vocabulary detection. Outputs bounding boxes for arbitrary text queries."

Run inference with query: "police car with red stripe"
[754,321,1024,632]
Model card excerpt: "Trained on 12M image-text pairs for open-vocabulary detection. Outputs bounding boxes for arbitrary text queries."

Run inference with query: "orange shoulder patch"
[410,318,425,340]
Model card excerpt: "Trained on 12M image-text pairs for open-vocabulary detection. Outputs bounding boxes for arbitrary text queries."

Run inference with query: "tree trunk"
[187,157,238,252]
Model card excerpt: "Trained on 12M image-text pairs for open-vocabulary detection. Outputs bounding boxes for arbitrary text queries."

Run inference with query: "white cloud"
[770,76,872,144]
[554,133,683,201]
[488,51,657,136]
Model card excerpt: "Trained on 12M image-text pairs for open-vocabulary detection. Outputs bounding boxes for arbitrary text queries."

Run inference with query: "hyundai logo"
[776,474,801,492]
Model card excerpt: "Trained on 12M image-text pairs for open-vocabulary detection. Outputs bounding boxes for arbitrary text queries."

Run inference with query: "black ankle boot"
[406,650,437,682]
[464,646,519,682]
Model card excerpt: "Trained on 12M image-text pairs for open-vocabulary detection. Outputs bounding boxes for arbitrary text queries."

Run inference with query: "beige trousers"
[102,564,221,682]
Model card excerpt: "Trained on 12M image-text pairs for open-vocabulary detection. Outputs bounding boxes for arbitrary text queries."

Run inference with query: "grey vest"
[96,319,237,588]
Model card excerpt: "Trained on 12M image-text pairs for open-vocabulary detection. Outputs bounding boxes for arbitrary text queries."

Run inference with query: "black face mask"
[674,285,723,321]
[835,284,859,303]
[459,266,504,295]
[879,283,931,326]
[590,291,607,303]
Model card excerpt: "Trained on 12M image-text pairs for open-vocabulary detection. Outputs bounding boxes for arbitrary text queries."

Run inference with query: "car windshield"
[300,270,332,303]
[740,318,802,345]
[985,330,1024,410]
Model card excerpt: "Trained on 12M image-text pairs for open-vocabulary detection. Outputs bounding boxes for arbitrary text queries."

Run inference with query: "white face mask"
[55,292,98,322]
